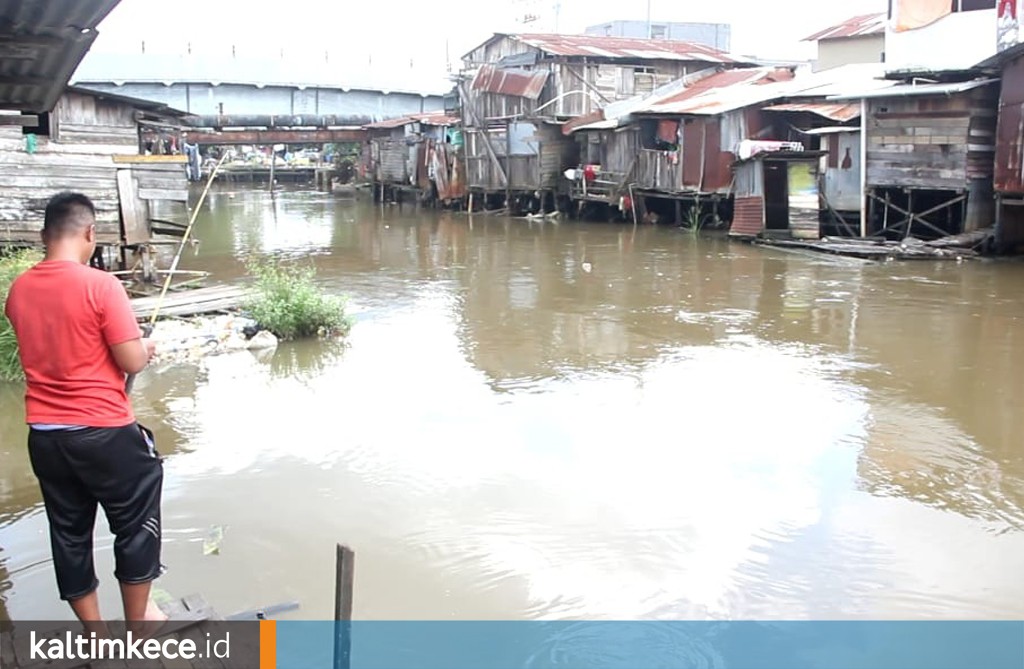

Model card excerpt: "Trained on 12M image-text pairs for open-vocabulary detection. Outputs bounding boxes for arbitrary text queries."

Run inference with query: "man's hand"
[142,338,157,360]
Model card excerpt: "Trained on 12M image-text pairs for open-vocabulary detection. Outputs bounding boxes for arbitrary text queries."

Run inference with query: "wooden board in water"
[131,286,248,320]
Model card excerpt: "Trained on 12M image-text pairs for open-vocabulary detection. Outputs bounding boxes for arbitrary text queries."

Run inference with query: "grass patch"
[0,249,43,382]
[243,259,352,341]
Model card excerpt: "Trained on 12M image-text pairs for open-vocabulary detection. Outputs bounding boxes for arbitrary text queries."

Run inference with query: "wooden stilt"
[333,545,355,669]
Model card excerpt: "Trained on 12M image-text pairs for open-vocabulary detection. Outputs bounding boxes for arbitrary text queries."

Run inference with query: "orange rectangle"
[260,619,277,669]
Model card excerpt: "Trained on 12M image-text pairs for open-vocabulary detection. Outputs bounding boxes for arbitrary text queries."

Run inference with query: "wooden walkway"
[753,236,979,260]
[0,595,237,669]
[131,286,248,321]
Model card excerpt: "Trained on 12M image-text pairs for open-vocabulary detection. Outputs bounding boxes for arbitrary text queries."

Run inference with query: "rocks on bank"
[147,314,279,365]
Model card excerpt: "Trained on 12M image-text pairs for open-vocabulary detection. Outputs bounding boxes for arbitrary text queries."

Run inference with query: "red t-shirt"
[4,260,141,427]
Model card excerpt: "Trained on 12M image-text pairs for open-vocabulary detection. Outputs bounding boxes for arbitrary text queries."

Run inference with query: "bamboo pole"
[125,152,229,393]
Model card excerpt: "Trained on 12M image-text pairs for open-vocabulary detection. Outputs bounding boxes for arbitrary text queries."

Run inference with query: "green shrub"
[0,249,43,382]
[243,259,352,341]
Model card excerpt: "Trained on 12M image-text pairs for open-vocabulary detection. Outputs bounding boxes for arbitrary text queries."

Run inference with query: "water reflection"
[1,189,1023,622]
[269,340,349,382]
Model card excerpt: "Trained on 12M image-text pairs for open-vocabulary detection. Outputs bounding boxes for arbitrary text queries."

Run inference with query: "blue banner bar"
[275,621,1024,669]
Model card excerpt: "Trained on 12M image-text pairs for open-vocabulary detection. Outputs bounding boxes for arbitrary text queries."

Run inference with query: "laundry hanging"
[657,119,680,145]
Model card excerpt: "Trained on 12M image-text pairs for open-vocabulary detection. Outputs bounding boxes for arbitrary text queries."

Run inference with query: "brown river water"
[2,186,1023,622]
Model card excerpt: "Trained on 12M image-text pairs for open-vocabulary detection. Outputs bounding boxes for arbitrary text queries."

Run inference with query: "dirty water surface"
[2,186,1023,622]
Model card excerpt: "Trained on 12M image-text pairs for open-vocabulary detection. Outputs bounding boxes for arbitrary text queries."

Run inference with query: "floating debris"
[203,525,227,556]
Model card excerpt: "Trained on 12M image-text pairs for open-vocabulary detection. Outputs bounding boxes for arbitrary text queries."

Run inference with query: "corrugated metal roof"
[637,68,796,116]
[762,101,862,122]
[803,13,887,41]
[71,52,454,97]
[364,111,459,129]
[0,0,122,112]
[565,63,892,131]
[471,65,548,100]
[829,78,998,101]
[473,33,750,65]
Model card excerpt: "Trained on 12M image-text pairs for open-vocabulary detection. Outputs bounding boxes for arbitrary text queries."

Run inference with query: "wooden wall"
[53,90,139,145]
[0,126,127,244]
[466,123,575,191]
[461,37,713,119]
[550,60,693,118]
[866,85,998,191]
[372,139,410,184]
[0,91,187,247]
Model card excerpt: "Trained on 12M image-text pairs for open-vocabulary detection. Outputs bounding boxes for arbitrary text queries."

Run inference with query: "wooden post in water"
[333,544,355,669]
[269,145,276,194]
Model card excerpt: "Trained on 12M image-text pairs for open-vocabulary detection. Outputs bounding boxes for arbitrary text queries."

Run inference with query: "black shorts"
[28,423,164,601]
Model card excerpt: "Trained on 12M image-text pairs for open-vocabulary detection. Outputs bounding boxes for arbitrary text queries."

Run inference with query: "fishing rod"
[126,152,229,394]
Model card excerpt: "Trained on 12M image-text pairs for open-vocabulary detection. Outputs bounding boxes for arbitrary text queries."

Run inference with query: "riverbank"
[147,314,278,365]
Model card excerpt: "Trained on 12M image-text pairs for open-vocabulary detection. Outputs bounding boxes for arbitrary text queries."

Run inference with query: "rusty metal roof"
[0,0,122,112]
[762,101,862,122]
[471,65,548,99]
[636,68,796,116]
[803,13,887,41]
[474,33,749,64]
[364,111,459,130]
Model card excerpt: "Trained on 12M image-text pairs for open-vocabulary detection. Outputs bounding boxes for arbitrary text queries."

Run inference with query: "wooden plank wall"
[553,60,690,117]
[53,90,138,146]
[866,87,997,191]
[0,128,128,244]
[636,149,683,192]
[374,139,409,184]
[603,128,639,177]
[0,92,187,246]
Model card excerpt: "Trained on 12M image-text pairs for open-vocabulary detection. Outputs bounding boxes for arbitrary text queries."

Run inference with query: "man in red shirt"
[4,192,166,632]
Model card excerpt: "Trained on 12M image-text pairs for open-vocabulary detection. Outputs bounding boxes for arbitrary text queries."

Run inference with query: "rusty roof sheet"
[364,111,459,130]
[0,0,122,112]
[471,65,548,99]
[486,33,749,64]
[803,13,887,41]
[762,101,862,122]
[636,67,796,116]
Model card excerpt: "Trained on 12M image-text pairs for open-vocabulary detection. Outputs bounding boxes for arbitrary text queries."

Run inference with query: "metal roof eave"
[827,78,998,101]
[0,0,122,112]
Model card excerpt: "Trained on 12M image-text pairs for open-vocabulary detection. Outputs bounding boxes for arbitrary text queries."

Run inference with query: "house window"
[952,0,995,10]
[650,24,667,39]
[633,66,657,95]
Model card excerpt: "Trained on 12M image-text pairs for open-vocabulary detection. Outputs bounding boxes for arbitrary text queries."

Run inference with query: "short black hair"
[43,191,96,239]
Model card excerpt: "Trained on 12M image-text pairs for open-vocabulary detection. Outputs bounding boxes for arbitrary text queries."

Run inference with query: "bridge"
[70,52,452,144]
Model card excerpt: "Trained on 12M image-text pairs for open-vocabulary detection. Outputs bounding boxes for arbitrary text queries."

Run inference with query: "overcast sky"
[89,0,887,71]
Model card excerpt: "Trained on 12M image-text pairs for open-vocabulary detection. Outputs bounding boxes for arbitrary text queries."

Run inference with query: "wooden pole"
[125,151,229,393]
[859,99,868,238]
[629,184,639,227]
[269,146,276,193]
[505,120,512,213]
[333,544,355,669]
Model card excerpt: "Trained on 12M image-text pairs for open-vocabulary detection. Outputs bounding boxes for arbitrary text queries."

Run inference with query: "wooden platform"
[131,286,248,321]
[752,236,979,260]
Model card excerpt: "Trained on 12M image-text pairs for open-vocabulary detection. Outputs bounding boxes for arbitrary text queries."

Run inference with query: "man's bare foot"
[145,598,170,622]
[128,600,169,639]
